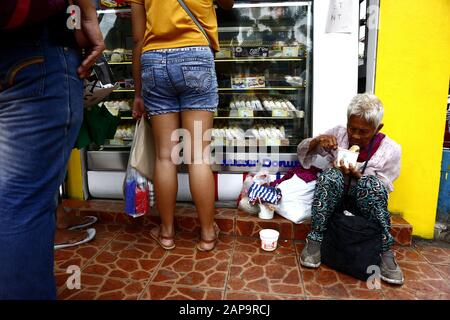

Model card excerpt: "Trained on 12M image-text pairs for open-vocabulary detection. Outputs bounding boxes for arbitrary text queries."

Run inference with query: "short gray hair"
[347,93,384,128]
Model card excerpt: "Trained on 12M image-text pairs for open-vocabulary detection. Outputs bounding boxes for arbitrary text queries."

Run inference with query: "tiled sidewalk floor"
[55,214,450,300]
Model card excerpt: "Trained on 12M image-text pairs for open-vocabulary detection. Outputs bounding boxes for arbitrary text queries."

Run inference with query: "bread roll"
[349,145,360,153]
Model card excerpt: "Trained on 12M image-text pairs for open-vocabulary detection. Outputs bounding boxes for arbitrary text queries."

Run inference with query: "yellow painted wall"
[67,149,84,200]
[375,0,450,238]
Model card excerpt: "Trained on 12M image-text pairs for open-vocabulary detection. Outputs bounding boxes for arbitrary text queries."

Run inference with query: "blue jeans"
[141,46,218,116]
[0,30,83,299]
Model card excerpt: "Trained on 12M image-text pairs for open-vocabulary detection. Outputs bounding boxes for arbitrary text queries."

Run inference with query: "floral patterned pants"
[307,168,395,252]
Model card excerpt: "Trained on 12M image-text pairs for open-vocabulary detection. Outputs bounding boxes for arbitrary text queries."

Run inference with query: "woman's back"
[130,0,219,52]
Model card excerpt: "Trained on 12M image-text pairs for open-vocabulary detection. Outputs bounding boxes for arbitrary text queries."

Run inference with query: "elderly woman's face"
[347,115,381,149]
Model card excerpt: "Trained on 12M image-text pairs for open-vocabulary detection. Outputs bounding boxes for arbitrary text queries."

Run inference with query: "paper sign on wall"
[326,0,353,34]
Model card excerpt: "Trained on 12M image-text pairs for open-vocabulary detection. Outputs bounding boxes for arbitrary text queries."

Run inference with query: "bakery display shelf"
[112,87,303,93]
[215,116,295,120]
[112,89,135,93]
[218,26,297,33]
[97,8,131,14]
[108,61,132,65]
[211,145,300,153]
[214,110,304,119]
[214,57,303,62]
[107,58,302,64]
[219,87,303,91]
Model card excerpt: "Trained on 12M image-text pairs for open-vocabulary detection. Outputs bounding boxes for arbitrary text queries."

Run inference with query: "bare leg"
[181,110,217,250]
[150,113,181,247]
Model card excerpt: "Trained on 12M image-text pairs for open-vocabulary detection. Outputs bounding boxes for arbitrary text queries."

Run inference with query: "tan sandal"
[196,223,220,252]
[150,226,175,250]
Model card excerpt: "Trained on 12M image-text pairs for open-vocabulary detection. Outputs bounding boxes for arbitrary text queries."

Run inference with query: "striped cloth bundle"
[247,183,282,205]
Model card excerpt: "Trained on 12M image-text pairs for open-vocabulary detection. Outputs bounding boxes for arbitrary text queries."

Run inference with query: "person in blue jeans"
[0,0,104,299]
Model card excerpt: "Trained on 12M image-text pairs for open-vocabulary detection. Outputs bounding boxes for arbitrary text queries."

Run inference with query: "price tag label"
[238,109,254,118]
[272,109,289,117]
[295,110,305,118]
[265,137,281,146]
[212,137,225,146]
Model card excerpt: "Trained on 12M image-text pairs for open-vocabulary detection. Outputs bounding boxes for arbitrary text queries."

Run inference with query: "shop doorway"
[357,0,379,94]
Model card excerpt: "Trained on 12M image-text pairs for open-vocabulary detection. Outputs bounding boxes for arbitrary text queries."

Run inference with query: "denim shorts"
[141,46,218,116]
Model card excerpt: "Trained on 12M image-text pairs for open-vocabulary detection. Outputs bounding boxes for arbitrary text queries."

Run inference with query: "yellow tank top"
[128,0,220,52]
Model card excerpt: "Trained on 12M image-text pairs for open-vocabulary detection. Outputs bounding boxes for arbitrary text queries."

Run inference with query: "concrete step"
[63,199,413,246]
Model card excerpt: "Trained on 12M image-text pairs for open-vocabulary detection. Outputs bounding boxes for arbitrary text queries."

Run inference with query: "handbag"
[321,138,383,281]
[321,210,382,281]
[129,116,156,180]
[83,56,116,107]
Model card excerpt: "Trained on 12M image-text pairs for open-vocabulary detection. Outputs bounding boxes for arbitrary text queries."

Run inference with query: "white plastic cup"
[259,229,280,251]
[258,203,274,219]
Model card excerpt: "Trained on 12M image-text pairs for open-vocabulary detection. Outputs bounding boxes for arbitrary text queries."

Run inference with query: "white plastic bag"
[237,169,272,214]
[237,174,259,214]
[275,175,316,224]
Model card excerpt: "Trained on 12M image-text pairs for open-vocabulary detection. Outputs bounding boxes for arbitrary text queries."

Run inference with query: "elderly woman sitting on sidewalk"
[297,93,404,285]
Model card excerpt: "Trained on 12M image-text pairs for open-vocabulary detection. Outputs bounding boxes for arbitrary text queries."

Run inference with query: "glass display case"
[211,1,313,173]
[85,1,313,198]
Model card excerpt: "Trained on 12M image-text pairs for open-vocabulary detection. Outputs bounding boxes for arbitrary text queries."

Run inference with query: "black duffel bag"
[321,210,383,281]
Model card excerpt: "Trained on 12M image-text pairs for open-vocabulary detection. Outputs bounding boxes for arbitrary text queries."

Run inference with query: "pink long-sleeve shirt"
[297,126,401,192]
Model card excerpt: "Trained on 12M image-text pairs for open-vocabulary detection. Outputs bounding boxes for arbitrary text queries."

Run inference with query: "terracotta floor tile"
[234,236,296,256]
[215,208,237,218]
[151,234,233,290]
[414,241,450,265]
[225,291,305,300]
[82,240,166,281]
[227,252,303,296]
[236,220,293,239]
[382,279,450,300]
[396,261,444,281]
[300,264,384,300]
[141,284,223,300]
[391,246,429,263]
[431,264,450,279]
[58,275,145,300]
[54,223,121,272]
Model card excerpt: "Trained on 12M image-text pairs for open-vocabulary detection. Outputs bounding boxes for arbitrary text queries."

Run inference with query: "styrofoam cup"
[337,147,359,168]
[259,229,280,251]
[258,203,274,219]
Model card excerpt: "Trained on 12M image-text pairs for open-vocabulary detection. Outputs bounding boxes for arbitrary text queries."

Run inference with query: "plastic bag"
[123,121,155,218]
[248,183,282,205]
[124,165,154,218]
[275,175,316,224]
[237,174,260,214]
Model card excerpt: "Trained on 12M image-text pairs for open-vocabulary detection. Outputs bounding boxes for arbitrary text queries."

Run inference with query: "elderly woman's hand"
[333,160,363,179]
[309,134,338,153]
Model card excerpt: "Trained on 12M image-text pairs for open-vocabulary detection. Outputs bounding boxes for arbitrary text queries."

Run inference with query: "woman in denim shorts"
[130,0,234,251]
